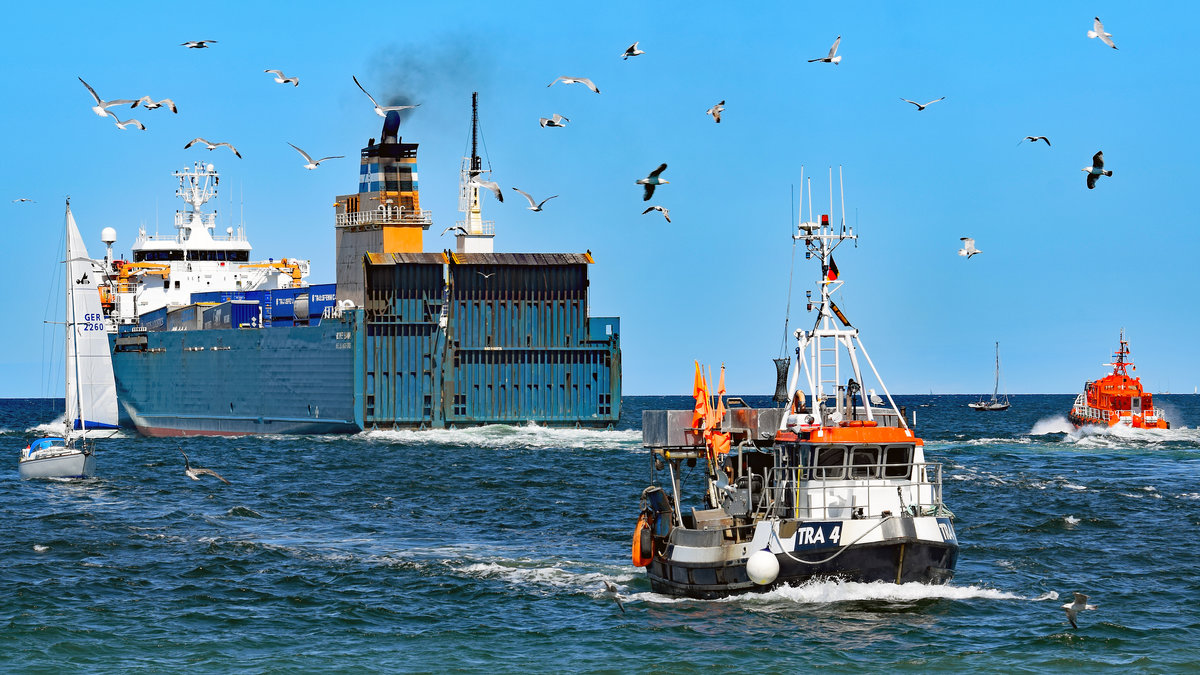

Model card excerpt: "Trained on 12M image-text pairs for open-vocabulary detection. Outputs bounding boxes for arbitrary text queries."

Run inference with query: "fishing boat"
[968,342,1010,411]
[635,186,958,599]
[1068,331,1169,429]
[19,201,117,479]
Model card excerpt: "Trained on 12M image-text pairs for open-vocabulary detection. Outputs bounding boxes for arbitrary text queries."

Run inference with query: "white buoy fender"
[746,549,780,585]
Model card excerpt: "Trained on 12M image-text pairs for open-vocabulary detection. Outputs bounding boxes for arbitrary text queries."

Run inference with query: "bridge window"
[813,446,846,480]
[850,446,880,479]
[883,445,913,478]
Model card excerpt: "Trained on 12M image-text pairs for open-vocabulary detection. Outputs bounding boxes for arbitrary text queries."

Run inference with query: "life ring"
[632,513,653,567]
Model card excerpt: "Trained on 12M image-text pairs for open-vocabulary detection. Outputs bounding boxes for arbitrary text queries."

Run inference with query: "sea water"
[2,395,1199,671]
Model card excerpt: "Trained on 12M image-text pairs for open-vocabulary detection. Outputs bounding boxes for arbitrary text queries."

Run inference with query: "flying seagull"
[1022,135,1051,146]
[512,188,558,211]
[1083,150,1112,189]
[288,142,343,169]
[600,580,626,614]
[180,450,230,484]
[79,77,137,117]
[469,175,504,202]
[12,198,35,203]
[901,97,945,111]
[958,237,981,259]
[539,114,569,128]
[352,76,421,118]
[1062,592,1097,629]
[185,137,242,158]
[181,40,217,49]
[264,69,299,86]
[548,76,600,94]
[107,112,145,130]
[1087,17,1118,50]
[706,100,724,123]
[440,225,468,236]
[622,41,645,60]
[642,205,671,223]
[133,96,177,113]
[808,35,842,64]
[478,271,495,279]
[637,163,669,201]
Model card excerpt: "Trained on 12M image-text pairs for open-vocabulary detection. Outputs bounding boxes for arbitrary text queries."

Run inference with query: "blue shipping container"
[307,283,337,319]
[139,306,168,331]
[203,300,261,329]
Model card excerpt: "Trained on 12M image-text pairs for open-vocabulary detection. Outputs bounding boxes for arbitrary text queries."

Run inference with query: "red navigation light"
[821,214,829,226]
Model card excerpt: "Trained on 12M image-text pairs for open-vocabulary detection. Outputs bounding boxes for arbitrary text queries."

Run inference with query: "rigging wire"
[779,184,798,357]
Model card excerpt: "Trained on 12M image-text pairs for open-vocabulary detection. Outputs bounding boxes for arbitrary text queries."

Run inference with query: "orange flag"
[691,360,710,430]
[711,364,731,454]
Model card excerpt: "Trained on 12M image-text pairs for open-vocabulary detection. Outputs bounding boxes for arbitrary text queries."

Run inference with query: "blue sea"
[3,395,1200,672]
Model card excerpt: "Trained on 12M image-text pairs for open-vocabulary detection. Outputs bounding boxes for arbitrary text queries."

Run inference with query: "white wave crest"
[456,559,639,593]
[711,579,1023,604]
[1064,515,1080,525]
[356,422,641,451]
[1032,590,1060,601]
[1030,415,1073,435]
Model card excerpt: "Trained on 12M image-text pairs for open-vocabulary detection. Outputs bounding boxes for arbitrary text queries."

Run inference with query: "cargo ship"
[1068,331,1169,429]
[635,189,957,599]
[104,96,621,435]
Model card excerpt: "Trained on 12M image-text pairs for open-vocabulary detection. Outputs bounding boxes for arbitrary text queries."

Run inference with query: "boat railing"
[736,462,947,521]
[335,208,433,228]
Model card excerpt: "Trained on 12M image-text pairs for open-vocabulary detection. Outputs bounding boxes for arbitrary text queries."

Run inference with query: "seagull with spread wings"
[622,41,645,60]
[539,114,569,128]
[958,237,981,259]
[1063,592,1097,629]
[133,96,177,113]
[808,36,842,64]
[185,138,242,158]
[637,164,669,201]
[548,76,600,94]
[1083,151,1112,189]
[181,40,217,49]
[353,76,421,118]
[642,205,671,223]
[288,143,343,169]
[1022,136,1051,146]
[264,69,299,86]
[1087,17,1118,49]
[79,77,137,117]
[470,176,504,202]
[512,188,558,211]
[106,112,145,130]
[706,100,725,123]
[180,450,230,484]
[901,97,945,111]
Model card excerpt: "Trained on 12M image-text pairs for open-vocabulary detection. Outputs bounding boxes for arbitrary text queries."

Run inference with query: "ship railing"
[453,219,495,235]
[336,208,433,228]
[735,462,948,521]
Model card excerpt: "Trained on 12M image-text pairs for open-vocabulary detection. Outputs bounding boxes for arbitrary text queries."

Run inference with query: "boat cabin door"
[1131,396,1142,415]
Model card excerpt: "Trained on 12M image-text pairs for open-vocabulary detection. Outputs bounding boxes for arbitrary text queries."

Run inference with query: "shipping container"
[139,306,168,331]
[307,283,338,319]
[203,300,261,330]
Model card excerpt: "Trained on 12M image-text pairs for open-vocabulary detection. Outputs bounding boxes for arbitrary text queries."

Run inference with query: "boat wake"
[1030,415,1074,435]
[710,579,1023,605]
[355,422,641,451]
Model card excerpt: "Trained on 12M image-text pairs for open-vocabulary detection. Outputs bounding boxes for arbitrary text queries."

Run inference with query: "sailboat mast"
[993,341,1000,401]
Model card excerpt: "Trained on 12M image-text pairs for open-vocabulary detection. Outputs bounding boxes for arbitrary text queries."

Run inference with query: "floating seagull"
[133,96,177,113]
[440,225,468,236]
[901,97,946,111]
[548,76,600,94]
[808,35,842,64]
[12,198,35,203]
[288,142,343,170]
[184,137,242,158]
[33,544,49,553]
[352,76,420,118]
[642,205,671,223]
[622,41,645,60]
[1022,135,1051,146]
[637,163,669,201]
[512,188,558,211]
[264,69,299,86]
[469,175,504,202]
[79,77,137,117]
[107,112,145,130]
[1083,151,1112,189]
[1087,17,1118,50]
[180,450,230,484]
[539,114,570,128]
[181,40,217,49]
[1062,592,1097,629]
[958,237,981,259]
[706,100,724,124]
[600,580,626,614]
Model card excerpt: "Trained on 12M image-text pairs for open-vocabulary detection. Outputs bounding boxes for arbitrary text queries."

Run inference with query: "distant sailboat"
[19,201,117,479]
[968,341,1010,411]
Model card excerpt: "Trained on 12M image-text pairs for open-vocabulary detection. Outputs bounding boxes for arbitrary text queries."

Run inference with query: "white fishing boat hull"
[18,449,96,479]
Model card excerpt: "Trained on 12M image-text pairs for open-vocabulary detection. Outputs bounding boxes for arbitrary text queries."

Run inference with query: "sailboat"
[19,201,118,479]
[968,341,1010,411]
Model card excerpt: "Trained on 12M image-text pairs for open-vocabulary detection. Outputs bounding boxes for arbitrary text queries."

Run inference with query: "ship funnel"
[382,111,401,143]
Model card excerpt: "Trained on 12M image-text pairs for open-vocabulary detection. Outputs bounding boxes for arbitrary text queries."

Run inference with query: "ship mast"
[455,92,495,253]
[1106,328,1133,377]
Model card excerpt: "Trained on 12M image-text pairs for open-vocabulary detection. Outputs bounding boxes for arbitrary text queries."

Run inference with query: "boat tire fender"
[632,513,653,567]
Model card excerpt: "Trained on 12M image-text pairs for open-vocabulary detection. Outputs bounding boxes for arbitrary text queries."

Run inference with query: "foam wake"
[356,422,641,451]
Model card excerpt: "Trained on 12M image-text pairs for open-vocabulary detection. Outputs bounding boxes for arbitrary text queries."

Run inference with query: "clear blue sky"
[3,2,1197,397]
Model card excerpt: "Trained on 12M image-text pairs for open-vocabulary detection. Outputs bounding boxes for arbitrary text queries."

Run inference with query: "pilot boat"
[1068,331,1169,429]
[635,191,958,599]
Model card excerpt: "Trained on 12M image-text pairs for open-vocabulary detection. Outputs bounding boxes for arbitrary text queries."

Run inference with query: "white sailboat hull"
[18,450,95,479]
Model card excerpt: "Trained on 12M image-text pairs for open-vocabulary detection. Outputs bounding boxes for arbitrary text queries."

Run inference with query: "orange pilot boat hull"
[1068,332,1170,430]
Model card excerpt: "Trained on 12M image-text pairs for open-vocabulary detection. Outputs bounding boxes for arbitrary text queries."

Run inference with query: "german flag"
[825,256,839,282]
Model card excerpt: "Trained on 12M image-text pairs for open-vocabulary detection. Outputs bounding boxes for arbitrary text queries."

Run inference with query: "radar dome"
[101,227,117,245]
[207,163,215,172]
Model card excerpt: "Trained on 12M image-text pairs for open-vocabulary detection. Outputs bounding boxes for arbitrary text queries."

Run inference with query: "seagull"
[636,163,669,201]
[641,205,671,223]
[440,225,468,236]
[808,35,842,64]
[353,76,420,118]
[512,188,558,211]
[958,237,981,259]
[1087,17,1118,50]
[600,580,626,614]
[548,76,600,94]
[288,142,343,169]
[133,97,177,113]
[79,77,137,117]
[181,40,217,49]
[184,138,242,158]
[706,100,724,124]
[539,114,570,128]
[1022,136,1051,146]
[478,271,495,279]
[869,389,884,405]
[264,69,299,86]
[1062,592,1097,629]
[12,198,35,203]
[622,41,645,60]
[180,450,230,484]
[106,112,145,130]
[1083,150,1112,189]
[469,175,504,202]
[901,97,945,111]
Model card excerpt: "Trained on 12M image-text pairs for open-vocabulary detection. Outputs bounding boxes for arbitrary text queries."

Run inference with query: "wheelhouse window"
[883,445,913,478]
[850,446,880,479]
[813,446,847,480]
